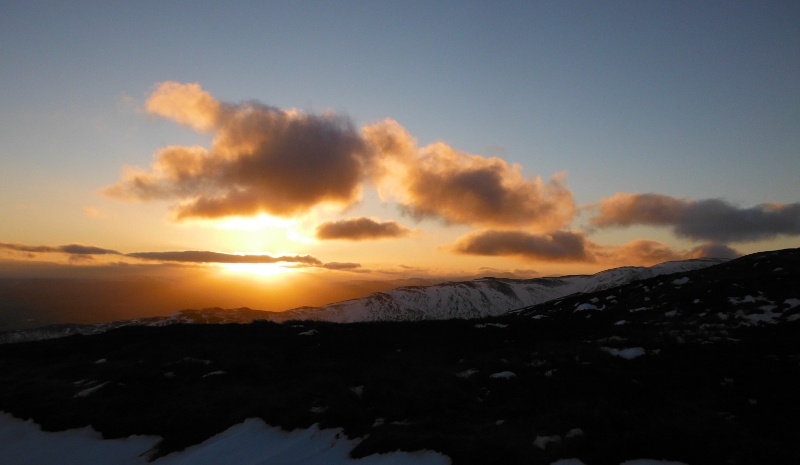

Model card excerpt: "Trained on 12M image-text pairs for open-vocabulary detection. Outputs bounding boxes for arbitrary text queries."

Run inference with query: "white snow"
[606,295,616,300]
[298,330,318,336]
[614,320,627,326]
[672,277,689,285]
[95,358,107,364]
[590,297,599,303]
[490,371,516,379]
[74,382,109,398]
[692,299,700,304]
[787,314,800,322]
[664,310,677,317]
[474,323,507,329]
[717,313,728,321]
[456,369,478,378]
[629,307,650,312]
[565,428,584,438]
[350,386,364,397]
[601,347,646,360]
[202,371,225,378]
[550,459,586,465]
[533,435,561,450]
[774,267,783,271]
[785,298,800,309]
[574,303,599,312]
[619,461,689,465]
[0,413,451,465]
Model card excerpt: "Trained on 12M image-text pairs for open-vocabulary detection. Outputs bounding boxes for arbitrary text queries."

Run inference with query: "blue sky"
[1,1,798,281]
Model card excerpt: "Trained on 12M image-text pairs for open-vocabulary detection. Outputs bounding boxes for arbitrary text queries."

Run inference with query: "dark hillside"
[0,248,798,465]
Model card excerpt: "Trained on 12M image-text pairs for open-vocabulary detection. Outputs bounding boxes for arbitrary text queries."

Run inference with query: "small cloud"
[450,230,593,262]
[83,207,107,218]
[315,217,414,241]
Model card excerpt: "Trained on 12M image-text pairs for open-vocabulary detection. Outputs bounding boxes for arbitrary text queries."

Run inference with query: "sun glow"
[221,262,297,278]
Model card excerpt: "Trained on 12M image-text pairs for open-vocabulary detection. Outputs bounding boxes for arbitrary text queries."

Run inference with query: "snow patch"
[474,323,508,329]
[298,329,318,336]
[672,277,689,285]
[533,435,561,450]
[785,298,800,309]
[565,428,584,438]
[490,371,516,379]
[574,303,599,312]
[74,382,109,398]
[601,347,645,360]
[550,459,586,465]
[664,310,677,317]
[614,320,627,326]
[202,371,225,378]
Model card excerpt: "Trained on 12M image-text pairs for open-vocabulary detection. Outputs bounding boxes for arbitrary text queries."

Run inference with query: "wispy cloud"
[83,207,107,218]
[315,217,413,241]
[0,243,120,255]
[591,193,800,243]
[126,251,322,265]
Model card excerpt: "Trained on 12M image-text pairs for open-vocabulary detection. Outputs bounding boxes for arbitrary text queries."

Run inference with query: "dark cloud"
[321,262,363,270]
[104,82,373,219]
[450,230,593,262]
[125,251,322,265]
[591,193,800,243]
[315,217,413,241]
[362,119,576,230]
[687,243,741,259]
[449,232,740,267]
[0,243,120,255]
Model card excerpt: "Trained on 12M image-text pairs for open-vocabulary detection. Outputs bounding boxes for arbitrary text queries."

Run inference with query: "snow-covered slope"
[0,258,725,343]
[277,258,725,322]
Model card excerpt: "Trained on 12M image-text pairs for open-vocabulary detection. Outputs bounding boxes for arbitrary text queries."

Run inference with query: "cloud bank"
[592,193,800,243]
[106,83,575,232]
[450,231,739,266]
[126,251,322,265]
[315,217,413,241]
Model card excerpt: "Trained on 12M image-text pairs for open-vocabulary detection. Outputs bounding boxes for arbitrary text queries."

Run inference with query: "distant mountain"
[279,258,726,322]
[0,258,725,343]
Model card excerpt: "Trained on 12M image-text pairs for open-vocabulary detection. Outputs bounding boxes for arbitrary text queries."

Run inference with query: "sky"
[0,1,798,318]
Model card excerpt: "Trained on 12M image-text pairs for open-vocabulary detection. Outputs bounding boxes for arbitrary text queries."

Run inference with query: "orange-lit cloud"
[449,231,739,266]
[591,193,800,243]
[0,242,366,271]
[105,82,373,219]
[363,119,575,230]
[315,217,413,241]
[83,207,107,218]
[144,81,220,132]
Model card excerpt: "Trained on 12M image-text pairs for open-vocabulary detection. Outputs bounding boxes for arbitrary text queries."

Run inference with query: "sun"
[220,262,297,278]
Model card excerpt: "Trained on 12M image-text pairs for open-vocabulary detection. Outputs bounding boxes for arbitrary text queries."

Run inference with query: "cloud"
[686,243,741,259]
[0,243,120,256]
[83,207,107,218]
[363,119,576,230]
[321,262,363,270]
[450,230,593,262]
[104,82,373,219]
[448,231,740,266]
[315,217,413,241]
[591,193,800,243]
[125,251,322,265]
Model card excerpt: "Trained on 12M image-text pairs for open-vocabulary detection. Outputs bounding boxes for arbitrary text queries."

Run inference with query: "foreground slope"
[0,258,724,343]
[0,248,798,464]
